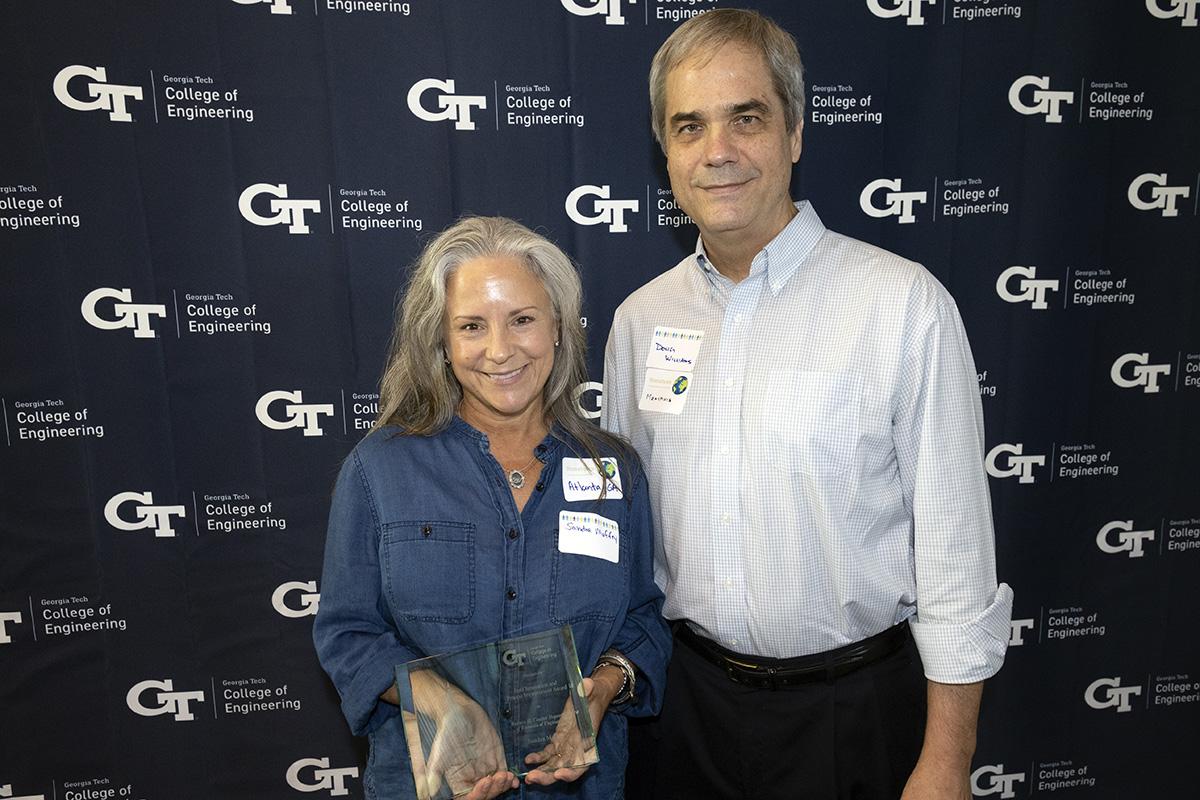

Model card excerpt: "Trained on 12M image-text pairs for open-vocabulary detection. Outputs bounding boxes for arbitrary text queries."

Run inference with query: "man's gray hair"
[649,8,805,149]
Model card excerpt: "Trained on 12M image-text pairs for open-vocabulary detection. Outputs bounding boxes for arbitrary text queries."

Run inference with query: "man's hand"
[523,667,622,785]
[900,755,970,800]
[900,680,981,800]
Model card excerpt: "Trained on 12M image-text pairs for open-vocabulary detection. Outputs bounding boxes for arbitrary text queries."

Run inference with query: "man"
[601,9,1013,800]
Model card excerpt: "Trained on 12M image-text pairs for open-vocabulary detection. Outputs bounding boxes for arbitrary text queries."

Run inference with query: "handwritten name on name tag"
[558,511,620,563]
[640,326,702,414]
[645,326,704,371]
[562,458,623,501]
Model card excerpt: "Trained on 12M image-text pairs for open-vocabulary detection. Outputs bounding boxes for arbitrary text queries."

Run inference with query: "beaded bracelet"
[595,649,636,705]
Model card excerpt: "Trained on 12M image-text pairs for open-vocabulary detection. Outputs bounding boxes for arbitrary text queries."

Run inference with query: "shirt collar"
[450,414,563,460]
[692,200,826,296]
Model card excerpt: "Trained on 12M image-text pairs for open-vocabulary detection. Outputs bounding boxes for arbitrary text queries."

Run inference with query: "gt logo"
[272,581,320,618]
[53,65,143,123]
[865,0,937,26]
[560,0,637,25]
[1127,173,1191,217]
[81,288,167,339]
[502,648,529,667]
[971,765,1026,798]
[1008,75,1074,124]
[239,183,322,234]
[1085,677,1141,713]
[1008,618,1034,647]
[232,0,294,14]
[256,390,335,437]
[573,381,603,421]
[859,179,926,224]
[0,611,23,644]
[995,266,1059,310]
[286,758,360,796]
[565,185,639,233]
[1110,352,1171,393]
[1146,0,1198,26]
[126,679,206,721]
[407,78,487,131]
[1096,520,1156,558]
[985,443,1045,484]
[105,491,187,538]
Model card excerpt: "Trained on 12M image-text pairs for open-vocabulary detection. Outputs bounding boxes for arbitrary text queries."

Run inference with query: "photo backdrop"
[1,1,1197,798]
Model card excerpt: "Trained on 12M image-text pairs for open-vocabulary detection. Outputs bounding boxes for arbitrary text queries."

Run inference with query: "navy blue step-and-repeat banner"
[1,1,1197,798]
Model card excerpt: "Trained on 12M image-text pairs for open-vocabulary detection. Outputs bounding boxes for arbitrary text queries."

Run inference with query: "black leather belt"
[675,621,910,689]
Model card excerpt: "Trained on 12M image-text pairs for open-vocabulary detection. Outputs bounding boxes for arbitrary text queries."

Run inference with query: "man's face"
[663,42,802,249]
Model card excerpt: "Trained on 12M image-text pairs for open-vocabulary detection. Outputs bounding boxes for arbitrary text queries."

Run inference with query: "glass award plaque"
[395,625,598,800]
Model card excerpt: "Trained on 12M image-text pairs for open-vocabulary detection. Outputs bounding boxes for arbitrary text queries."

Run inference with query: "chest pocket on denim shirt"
[382,520,474,623]
[762,369,861,476]
[549,516,629,625]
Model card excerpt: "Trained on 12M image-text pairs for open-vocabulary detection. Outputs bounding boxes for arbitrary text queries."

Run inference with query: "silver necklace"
[504,452,540,489]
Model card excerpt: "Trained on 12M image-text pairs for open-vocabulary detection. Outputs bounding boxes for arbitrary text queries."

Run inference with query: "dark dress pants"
[625,627,927,800]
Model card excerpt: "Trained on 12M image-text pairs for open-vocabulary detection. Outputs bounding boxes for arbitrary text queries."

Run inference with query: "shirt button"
[719,446,729,456]
[506,588,517,600]
[724,578,733,589]
[728,639,738,648]
[507,528,518,540]
[535,482,544,491]
[720,513,731,524]
[724,378,734,388]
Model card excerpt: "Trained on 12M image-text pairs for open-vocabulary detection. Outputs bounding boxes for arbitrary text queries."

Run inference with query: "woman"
[313,216,670,800]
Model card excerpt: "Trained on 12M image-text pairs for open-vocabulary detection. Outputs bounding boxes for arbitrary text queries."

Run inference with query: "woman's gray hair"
[376,215,622,465]
[649,8,805,149]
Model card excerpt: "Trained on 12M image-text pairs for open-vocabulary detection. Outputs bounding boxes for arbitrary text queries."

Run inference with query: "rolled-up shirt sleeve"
[607,458,671,717]
[893,274,1013,684]
[313,449,418,734]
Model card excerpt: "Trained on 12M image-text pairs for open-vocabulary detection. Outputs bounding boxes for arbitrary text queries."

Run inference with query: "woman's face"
[444,255,557,429]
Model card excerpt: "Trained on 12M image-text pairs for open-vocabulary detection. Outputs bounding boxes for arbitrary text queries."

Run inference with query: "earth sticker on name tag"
[561,457,623,501]
[645,326,704,371]
[638,368,691,414]
[558,511,620,563]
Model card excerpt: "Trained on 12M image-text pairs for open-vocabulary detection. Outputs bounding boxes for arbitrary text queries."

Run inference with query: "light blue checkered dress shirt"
[602,201,1012,683]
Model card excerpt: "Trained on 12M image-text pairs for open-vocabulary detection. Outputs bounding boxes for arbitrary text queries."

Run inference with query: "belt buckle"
[726,661,786,690]
[724,664,744,685]
[723,661,759,688]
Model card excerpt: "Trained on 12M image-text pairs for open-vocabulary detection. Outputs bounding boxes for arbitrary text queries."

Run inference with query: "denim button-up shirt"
[314,418,670,800]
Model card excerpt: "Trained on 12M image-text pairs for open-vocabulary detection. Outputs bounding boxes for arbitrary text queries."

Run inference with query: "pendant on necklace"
[508,470,526,489]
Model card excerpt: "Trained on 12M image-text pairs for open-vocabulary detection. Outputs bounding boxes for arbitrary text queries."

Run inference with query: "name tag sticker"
[561,457,623,501]
[638,367,691,414]
[645,326,704,371]
[558,511,620,564]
